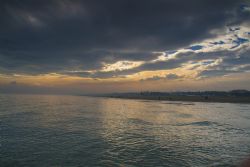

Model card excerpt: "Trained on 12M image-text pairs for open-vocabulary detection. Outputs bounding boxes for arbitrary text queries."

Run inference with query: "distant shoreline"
[99,90,250,104]
[103,95,250,104]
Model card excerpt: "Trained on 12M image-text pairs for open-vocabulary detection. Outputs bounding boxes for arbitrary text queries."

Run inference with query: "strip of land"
[99,90,250,104]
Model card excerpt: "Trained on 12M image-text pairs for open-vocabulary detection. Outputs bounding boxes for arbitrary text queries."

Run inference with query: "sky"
[0,0,250,94]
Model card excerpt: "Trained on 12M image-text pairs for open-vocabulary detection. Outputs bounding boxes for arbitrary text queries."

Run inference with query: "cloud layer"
[0,0,250,92]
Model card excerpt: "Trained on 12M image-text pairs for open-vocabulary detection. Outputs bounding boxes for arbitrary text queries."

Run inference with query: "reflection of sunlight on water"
[96,98,250,166]
[98,99,209,157]
[99,98,199,125]
[1,94,250,166]
[2,95,103,132]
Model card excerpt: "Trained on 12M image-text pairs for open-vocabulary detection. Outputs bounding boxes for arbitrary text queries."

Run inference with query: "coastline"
[102,95,250,104]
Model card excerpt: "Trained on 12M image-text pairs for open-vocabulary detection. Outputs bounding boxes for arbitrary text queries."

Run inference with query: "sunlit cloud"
[151,52,177,62]
[101,61,145,72]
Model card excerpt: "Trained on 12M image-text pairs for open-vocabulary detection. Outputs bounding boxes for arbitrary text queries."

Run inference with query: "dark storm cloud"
[0,0,249,75]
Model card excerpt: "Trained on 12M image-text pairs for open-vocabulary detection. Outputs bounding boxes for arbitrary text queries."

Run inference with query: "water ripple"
[1,94,250,167]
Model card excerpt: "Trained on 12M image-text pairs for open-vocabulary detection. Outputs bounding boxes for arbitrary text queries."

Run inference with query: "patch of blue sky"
[210,41,225,45]
[187,45,203,51]
[233,37,249,44]
[231,37,249,49]
[240,4,247,10]
[240,4,250,12]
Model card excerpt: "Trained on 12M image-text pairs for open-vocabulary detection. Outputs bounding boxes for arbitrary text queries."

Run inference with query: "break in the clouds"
[0,0,250,93]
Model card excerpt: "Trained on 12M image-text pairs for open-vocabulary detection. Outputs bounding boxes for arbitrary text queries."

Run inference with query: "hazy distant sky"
[0,0,250,94]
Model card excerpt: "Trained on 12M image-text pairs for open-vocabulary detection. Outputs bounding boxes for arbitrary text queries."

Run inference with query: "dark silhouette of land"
[99,90,250,103]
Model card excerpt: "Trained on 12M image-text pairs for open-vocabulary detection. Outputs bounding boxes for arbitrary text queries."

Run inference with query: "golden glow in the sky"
[1,26,250,93]
[101,60,144,72]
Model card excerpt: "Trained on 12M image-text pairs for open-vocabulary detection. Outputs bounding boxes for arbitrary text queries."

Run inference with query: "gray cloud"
[198,70,240,78]
[51,46,250,79]
[0,0,250,77]
[141,73,183,82]
[166,73,181,80]
[9,81,17,85]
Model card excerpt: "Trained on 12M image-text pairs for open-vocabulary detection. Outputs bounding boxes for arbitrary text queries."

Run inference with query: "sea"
[0,94,250,167]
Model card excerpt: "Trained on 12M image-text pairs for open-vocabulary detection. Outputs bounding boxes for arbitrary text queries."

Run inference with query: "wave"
[128,118,153,125]
[176,121,220,127]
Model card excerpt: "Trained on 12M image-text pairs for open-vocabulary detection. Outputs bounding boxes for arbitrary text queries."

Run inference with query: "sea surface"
[0,94,250,167]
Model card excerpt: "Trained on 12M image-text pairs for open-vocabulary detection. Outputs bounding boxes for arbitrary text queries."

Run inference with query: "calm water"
[0,94,250,167]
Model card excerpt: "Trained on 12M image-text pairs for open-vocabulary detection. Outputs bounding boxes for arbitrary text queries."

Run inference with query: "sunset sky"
[0,0,250,94]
